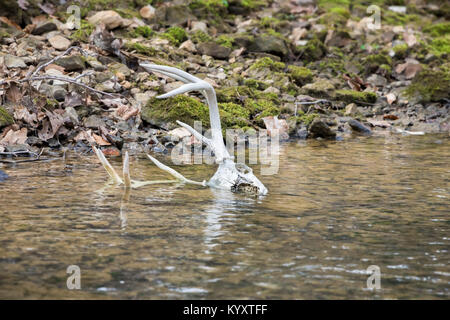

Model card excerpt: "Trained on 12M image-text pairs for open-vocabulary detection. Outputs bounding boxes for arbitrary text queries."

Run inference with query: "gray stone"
[32,21,57,35]
[55,55,85,71]
[348,119,372,134]
[50,86,67,101]
[249,35,288,57]
[4,54,26,68]
[309,119,336,138]
[84,115,105,128]
[197,42,231,59]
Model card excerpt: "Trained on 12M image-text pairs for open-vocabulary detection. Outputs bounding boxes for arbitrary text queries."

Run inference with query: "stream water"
[0,134,448,299]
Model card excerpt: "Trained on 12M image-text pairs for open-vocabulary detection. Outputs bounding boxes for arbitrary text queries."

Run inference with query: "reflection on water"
[0,134,448,299]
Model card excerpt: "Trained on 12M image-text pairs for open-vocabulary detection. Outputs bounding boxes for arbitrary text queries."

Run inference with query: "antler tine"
[157,83,209,99]
[123,151,131,188]
[140,63,199,83]
[146,154,206,186]
[93,146,124,185]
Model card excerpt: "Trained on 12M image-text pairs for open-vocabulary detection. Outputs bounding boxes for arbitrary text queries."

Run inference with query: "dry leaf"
[386,93,396,105]
[14,105,37,126]
[0,127,28,146]
[262,116,289,140]
[383,114,399,120]
[92,133,111,146]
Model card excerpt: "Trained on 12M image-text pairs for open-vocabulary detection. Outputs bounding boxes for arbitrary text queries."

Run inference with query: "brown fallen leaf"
[101,147,121,157]
[0,127,28,146]
[92,133,111,146]
[114,103,139,121]
[343,73,369,91]
[383,114,399,120]
[0,16,21,30]
[14,105,38,126]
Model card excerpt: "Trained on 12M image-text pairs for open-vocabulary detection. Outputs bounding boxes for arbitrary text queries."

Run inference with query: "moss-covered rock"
[141,95,210,130]
[249,57,285,72]
[423,22,450,37]
[335,90,377,104]
[364,53,392,73]
[405,65,450,102]
[288,65,313,86]
[218,102,251,128]
[296,38,327,62]
[161,26,187,45]
[0,106,14,128]
[301,79,335,98]
[393,43,408,59]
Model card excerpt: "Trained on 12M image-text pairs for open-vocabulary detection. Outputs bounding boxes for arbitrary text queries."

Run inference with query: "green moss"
[379,64,392,75]
[132,26,153,39]
[296,38,327,61]
[259,17,282,29]
[190,30,212,43]
[189,0,229,17]
[216,86,279,105]
[249,57,285,72]
[288,65,313,86]
[291,111,319,126]
[405,66,450,102]
[423,22,450,37]
[364,53,392,73]
[162,26,187,45]
[383,11,421,26]
[141,95,210,128]
[393,43,408,59]
[70,20,94,42]
[317,0,349,10]
[0,106,14,128]
[124,42,156,56]
[243,79,268,90]
[335,90,377,104]
[219,102,251,127]
[216,34,234,48]
[428,35,450,56]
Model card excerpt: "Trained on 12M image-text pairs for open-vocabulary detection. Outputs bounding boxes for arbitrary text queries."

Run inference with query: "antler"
[139,63,232,163]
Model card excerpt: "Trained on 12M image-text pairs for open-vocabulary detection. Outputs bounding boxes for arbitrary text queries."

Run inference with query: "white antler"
[140,63,232,163]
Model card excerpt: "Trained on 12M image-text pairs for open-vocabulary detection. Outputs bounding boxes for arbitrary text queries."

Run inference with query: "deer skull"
[94,63,268,195]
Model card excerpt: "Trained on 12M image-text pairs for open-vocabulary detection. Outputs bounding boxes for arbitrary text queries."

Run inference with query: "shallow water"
[0,134,448,299]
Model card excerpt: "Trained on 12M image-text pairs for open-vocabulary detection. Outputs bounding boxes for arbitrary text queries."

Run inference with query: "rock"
[179,39,196,52]
[109,62,132,77]
[55,55,85,71]
[64,106,79,125]
[249,35,288,57]
[197,42,231,59]
[32,21,57,35]
[156,5,194,26]
[4,54,26,68]
[133,92,153,106]
[48,35,71,51]
[367,74,387,87]
[264,86,280,94]
[191,21,208,33]
[0,106,14,128]
[84,115,105,128]
[50,86,67,102]
[301,79,335,98]
[87,10,123,30]
[309,119,336,139]
[140,5,156,19]
[344,103,358,116]
[348,119,372,134]
[95,80,121,93]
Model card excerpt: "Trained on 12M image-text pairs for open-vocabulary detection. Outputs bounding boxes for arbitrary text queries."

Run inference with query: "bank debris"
[0,0,448,160]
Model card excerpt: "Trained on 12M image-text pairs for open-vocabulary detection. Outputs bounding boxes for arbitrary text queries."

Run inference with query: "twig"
[23,75,118,98]
[27,46,89,78]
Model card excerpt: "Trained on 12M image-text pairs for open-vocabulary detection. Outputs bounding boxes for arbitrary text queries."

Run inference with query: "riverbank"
[0,0,448,158]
